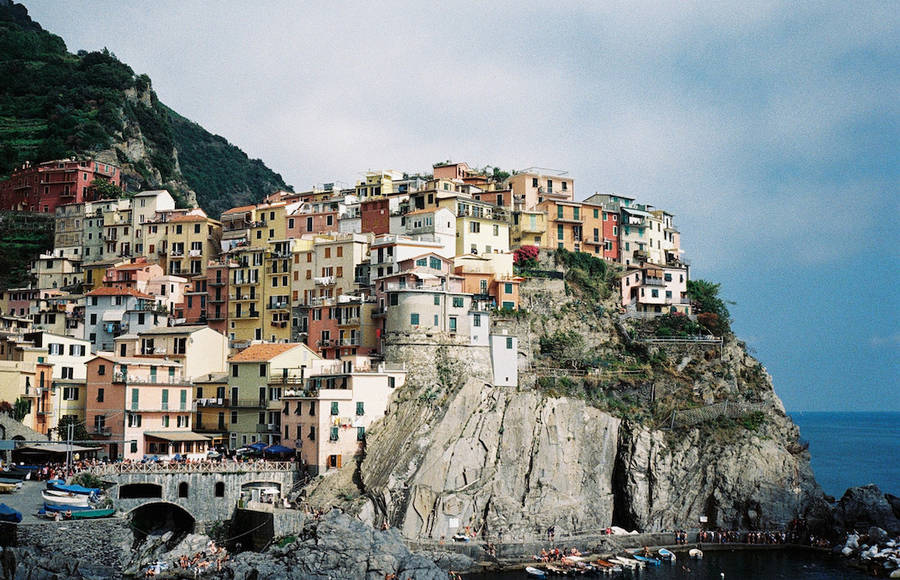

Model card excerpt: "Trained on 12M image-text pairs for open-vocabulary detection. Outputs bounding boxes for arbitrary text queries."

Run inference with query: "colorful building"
[0,158,121,213]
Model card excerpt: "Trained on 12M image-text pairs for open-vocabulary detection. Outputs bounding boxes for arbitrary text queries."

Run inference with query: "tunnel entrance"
[129,503,195,547]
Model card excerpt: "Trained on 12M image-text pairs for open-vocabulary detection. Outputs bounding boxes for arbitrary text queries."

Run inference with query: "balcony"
[267,301,290,310]
[233,310,260,319]
[337,317,360,327]
[113,373,192,386]
[642,277,665,287]
[194,424,228,434]
[92,426,111,437]
[632,250,649,261]
[189,249,202,257]
[339,337,360,347]
[256,423,280,433]
[314,276,336,286]
[209,279,226,287]
[210,295,226,303]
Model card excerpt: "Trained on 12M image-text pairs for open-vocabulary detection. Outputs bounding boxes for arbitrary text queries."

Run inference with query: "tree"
[687,279,734,336]
[56,414,90,443]
[90,176,125,199]
[12,397,30,422]
[539,330,586,369]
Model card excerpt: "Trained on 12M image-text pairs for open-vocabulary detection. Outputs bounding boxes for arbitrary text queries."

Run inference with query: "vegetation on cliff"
[0,210,53,290]
[0,2,291,214]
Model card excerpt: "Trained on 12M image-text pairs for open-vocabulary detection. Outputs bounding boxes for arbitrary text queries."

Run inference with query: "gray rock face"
[834,485,900,534]
[226,510,458,580]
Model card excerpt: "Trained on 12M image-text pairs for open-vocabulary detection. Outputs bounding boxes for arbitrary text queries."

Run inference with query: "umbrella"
[0,503,22,523]
[247,442,267,451]
[263,444,293,454]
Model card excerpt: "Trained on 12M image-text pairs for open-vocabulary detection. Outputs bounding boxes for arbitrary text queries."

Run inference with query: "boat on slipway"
[41,490,91,507]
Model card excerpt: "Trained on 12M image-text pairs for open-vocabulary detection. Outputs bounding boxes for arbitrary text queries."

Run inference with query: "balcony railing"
[195,398,228,407]
[92,426,111,436]
[256,423,280,433]
[113,373,191,386]
[314,276,336,286]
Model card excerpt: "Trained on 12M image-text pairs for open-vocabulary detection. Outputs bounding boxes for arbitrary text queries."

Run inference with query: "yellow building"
[165,211,222,278]
[507,169,574,211]
[510,209,547,249]
[292,234,371,306]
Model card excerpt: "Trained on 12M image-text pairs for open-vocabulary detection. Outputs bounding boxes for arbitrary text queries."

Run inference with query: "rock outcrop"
[834,485,900,534]
[225,510,459,580]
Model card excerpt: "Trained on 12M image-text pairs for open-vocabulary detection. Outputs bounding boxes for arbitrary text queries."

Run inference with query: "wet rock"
[835,485,900,534]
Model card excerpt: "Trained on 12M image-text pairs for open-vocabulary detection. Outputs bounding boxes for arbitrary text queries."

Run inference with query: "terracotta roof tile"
[86,287,154,299]
[169,214,207,223]
[221,205,256,215]
[228,343,305,362]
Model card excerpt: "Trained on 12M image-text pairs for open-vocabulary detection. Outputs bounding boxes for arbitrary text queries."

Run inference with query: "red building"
[0,159,121,213]
[360,198,390,235]
[602,209,620,261]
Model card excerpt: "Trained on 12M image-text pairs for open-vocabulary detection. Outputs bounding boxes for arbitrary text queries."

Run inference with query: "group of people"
[673,529,690,544]
[157,540,229,577]
[533,546,583,563]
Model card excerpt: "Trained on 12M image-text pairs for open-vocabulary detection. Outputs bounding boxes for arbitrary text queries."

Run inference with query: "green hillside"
[0,1,291,214]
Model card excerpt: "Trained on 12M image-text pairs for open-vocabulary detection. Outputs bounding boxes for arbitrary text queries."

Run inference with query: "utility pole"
[66,422,74,472]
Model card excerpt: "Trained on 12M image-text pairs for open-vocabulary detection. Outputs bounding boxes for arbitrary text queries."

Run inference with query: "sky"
[27,1,899,411]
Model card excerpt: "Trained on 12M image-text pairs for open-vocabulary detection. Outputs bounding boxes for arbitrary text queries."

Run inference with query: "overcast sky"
[28,1,898,411]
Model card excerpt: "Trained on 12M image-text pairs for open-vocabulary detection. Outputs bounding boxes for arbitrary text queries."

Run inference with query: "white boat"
[525,566,547,578]
[41,490,90,507]
[658,547,676,561]
[611,556,640,569]
[689,548,704,559]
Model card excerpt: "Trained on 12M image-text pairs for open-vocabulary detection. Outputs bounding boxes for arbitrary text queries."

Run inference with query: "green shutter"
[131,388,139,411]
[180,390,187,411]
[330,426,339,441]
[331,402,339,415]
[356,402,364,415]
[357,427,365,441]
[161,389,168,410]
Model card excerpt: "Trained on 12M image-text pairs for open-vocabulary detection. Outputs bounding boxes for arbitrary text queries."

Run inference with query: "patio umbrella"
[247,442,267,451]
[263,444,293,455]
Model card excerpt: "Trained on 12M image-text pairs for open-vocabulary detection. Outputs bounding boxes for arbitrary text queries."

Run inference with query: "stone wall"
[15,519,131,575]
[383,335,493,387]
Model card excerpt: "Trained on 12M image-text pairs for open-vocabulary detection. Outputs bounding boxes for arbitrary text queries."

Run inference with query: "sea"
[468,412,899,579]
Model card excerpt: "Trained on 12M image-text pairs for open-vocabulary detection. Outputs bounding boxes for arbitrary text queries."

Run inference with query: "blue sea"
[789,411,899,499]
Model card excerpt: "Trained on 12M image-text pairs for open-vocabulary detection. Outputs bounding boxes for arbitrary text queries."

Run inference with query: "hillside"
[0,1,291,214]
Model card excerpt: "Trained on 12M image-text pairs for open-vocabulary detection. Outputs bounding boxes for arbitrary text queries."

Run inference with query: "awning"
[101,310,124,321]
[143,431,210,442]
[413,272,438,280]
[17,444,98,454]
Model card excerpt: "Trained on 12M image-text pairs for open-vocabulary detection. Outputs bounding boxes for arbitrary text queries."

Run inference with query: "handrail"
[87,460,297,476]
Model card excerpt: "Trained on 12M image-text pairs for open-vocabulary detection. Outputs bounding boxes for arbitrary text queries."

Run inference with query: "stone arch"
[127,501,196,541]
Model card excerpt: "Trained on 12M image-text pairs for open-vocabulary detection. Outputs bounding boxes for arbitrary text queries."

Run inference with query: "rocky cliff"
[306,251,828,542]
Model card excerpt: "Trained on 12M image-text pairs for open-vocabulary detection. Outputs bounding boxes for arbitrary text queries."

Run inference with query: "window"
[98,364,106,376]
[309,402,315,416]
[449,317,457,332]
[63,387,79,401]
[410,313,419,326]
[308,426,316,440]
[331,401,339,415]
[357,427,365,441]
[504,283,513,294]
[532,177,538,187]
[416,258,427,267]
[178,482,189,498]
[434,314,439,326]
[130,441,138,454]
[557,225,564,239]
[557,206,564,219]
[594,208,599,219]
[231,410,238,424]
[651,289,659,298]
[493,224,499,236]
[473,313,481,327]
[506,337,513,349]
[259,364,267,377]
[161,389,169,410]
[330,426,339,441]
[429,256,441,270]
[162,415,170,427]
[214,482,225,498]
[469,221,480,233]
[232,364,238,378]
[664,273,673,282]
[180,390,187,411]
[573,207,580,220]
[356,402,364,416]
[97,388,104,402]
[173,337,187,354]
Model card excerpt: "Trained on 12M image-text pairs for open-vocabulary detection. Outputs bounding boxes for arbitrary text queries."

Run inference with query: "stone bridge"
[88,461,300,526]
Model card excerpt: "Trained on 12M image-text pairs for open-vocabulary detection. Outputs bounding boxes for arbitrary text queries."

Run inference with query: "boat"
[525,566,547,578]
[47,481,101,496]
[633,554,662,566]
[658,548,676,561]
[41,490,91,507]
[689,548,704,559]
[41,502,95,513]
[0,483,18,493]
[0,478,22,485]
[610,556,637,569]
[70,507,115,520]
[0,503,21,523]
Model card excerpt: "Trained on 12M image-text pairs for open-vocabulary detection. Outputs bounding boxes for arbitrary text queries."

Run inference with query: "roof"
[143,431,210,442]
[88,354,182,367]
[229,343,305,362]
[139,325,208,336]
[221,205,256,215]
[194,371,229,383]
[86,287,153,299]
[17,444,98,454]
[112,262,154,271]
[133,190,171,197]
[169,214,207,223]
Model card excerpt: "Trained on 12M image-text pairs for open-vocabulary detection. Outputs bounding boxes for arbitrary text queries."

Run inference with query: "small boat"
[0,503,21,523]
[0,478,22,485]
[658,548,676,561]
[41,490,90,507]
[526,566,547,578]
[0,483,18,493]
[611,556,637,569]
[70,507,115,520]
[689,548,704,559]
[633,554,662,566]
[47,481,101,496]
[41,502,95,513]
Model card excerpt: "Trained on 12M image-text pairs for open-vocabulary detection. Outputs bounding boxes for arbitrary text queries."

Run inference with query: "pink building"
[0,159,121,213]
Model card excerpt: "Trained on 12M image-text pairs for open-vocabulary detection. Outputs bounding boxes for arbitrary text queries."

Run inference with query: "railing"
[189,249,202,257]
[667,401,769,429]
[256,423,280,433]
[314,276,335,286]
[637,335,721,344]
[113,373,191,386]
[87,460,297,476]
[195,398,228,407]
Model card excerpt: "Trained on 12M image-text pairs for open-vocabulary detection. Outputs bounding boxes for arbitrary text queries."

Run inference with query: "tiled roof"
[228,343,304,362]
[112,262,153,271]
[169,214,207,222]
[85,287,154,299]
[221,205,256,215]
[139,325,208,335]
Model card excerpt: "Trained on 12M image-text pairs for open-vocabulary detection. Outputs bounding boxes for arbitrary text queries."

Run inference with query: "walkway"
[88,460,296,476]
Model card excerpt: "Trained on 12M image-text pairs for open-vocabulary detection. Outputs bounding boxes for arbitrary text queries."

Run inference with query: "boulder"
[835,485,900,534]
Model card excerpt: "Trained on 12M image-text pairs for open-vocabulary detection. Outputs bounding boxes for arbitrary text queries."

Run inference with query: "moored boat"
[689,548,704,559]
[0,503,21,523]
[70,507,115,519]
[41,490,90,507]
[41,502,95,512]
[525,566,547,578]
[0,482,18,493]
[658,548,676,561]
[633,554,661,566]
[47,481,101,496]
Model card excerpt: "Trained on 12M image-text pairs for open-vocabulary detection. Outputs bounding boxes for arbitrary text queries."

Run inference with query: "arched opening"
[129,502,195,547]
[178,482,189,498]
[214,481,225,498]
[119,483,163,499]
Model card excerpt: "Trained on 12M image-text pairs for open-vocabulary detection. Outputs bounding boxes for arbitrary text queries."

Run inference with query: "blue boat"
[42,502,95,512]
[633,554,662,566]
[47,481,101,496]
[0,503,22,523]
